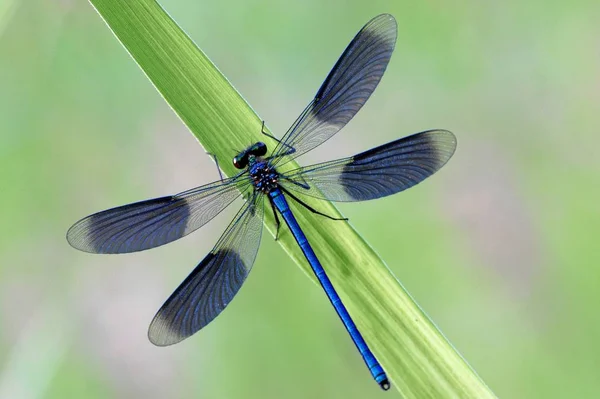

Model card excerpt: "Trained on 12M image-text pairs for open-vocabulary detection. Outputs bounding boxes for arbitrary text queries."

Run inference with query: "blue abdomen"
[268,188,388,389]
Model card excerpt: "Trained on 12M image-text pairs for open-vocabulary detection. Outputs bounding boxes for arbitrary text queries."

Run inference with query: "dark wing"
[66,176,250,254]
[148,194,264,346]
[280,130,456,202]
[270,14,397,165]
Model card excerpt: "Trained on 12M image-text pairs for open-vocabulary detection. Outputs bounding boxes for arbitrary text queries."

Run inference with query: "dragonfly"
[67,14,456,390]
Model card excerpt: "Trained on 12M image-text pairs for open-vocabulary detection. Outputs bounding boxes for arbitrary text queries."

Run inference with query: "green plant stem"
[87,0,496,397]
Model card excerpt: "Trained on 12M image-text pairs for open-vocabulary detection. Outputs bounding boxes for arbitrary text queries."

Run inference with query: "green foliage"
[86,0,495,397]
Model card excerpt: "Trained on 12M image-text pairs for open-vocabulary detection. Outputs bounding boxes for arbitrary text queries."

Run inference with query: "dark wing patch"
[66,177,249,254]
[280,130,457,202]
[148,195,265,346]
[270,14,397,165]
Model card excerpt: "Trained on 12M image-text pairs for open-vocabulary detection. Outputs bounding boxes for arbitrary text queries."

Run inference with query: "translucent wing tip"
[148,313,186,347]
[354,14,397,60]
[365,13,398,45]
[370,13,397,27]
[66,216,99,253]
[422,129,458,170]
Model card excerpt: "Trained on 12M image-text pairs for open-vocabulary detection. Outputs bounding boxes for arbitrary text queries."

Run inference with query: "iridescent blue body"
[247,156,278,194]
[67,14,458,391]
[247,154,389,389]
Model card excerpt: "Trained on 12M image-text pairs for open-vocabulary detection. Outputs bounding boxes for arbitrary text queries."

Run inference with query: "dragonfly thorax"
[248,159,278,193]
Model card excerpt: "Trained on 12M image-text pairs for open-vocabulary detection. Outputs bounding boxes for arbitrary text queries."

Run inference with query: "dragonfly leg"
[260,120,280,142]
[279,174,310,190]
[279,186,348,222]
[261,120,296,157]
[206,152,224,182]
[268,195,281,240]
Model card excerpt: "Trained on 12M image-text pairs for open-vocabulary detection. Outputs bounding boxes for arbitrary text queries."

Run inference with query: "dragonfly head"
[232,153,248,169]
[233,142,268,169]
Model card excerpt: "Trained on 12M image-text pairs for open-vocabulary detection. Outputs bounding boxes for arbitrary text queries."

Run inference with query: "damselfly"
[67,14,456,390]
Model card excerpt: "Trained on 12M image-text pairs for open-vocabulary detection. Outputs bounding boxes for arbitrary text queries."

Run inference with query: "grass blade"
[87,0,496,397]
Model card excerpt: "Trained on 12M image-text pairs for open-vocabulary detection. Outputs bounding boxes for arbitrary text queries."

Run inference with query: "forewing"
[148,194,265,346]
[66,176,250,254]
[270,14,397,165]
[281,130,456,202]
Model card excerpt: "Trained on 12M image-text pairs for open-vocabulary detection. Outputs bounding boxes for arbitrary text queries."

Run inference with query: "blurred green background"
[1,0,599,398]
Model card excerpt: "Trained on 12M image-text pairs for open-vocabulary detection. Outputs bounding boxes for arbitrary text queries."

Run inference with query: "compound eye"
[253,142,267,156]
[233,155,247,169]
